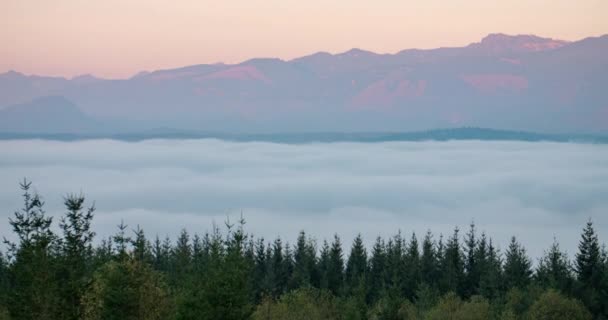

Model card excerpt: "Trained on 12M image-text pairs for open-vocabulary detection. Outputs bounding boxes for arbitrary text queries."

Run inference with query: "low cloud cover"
[1,139,607,259]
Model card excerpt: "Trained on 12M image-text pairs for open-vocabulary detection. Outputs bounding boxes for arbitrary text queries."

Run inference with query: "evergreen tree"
[479,237,502,300]
[403,232,421,300]
[535,239,574,293]
[327,234,344,296]
[171,229,192,285]
[420,231,438,289]
[131,225,151,264]
[289,231,317,289]
[368,236,387,303]
[439,228,465,295]
[318,240,330,290]
[151,235,171,272]
[345,234,368,294]
[191,233,209,272]
[0,251,8,314]
[503,236,532,290]
[385,232,405,295]
[252,237,269,302]
[5,179,58,320]
[57,193,96,320]
[269,237,289,297]
[463,223,480,297]
[113,221,131,261]
[574,220,605,316]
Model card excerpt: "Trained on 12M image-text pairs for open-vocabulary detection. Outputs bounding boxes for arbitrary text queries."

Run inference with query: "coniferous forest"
[1,180,607,320]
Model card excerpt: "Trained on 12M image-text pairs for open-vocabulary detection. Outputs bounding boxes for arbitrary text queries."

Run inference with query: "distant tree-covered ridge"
[1,180,607,319]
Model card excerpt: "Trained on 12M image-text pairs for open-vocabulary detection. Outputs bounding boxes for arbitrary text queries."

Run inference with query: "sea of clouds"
[1,139,607,260]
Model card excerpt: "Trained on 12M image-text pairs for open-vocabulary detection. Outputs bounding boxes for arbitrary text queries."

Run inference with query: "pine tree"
[503,236,532,290]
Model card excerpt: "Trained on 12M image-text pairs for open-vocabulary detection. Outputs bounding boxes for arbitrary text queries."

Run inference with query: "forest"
[0,180,606,320]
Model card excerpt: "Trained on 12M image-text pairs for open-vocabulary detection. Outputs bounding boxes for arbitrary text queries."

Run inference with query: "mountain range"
[1,33,607,134]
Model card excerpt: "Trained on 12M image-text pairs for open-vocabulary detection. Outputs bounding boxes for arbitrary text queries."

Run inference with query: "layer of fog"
[1,139,607,260]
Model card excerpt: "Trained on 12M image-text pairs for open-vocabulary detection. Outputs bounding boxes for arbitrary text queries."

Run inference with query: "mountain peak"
[470,33,570,54]
[338,48,377,57]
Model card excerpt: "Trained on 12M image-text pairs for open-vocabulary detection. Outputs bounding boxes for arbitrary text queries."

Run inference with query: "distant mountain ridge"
[1,33,607,134]
[1,127,606,144]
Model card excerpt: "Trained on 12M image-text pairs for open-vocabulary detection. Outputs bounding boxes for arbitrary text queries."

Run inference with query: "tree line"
[0,180,607,319]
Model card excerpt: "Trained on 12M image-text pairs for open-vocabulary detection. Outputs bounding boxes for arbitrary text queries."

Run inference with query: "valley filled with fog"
[1,139,606,259]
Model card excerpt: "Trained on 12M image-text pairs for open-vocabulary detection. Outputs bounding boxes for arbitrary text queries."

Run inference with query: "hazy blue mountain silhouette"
[1,34,607,134]
[0,96,100,133]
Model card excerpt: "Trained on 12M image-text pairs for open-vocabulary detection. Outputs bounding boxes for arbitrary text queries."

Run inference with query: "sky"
[1,0,607,78]
[1,139,607,260]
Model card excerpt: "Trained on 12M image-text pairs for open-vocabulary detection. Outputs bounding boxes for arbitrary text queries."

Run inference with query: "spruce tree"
[404,232,421,299]
[345,234,368,294]
[269,237,288,297]
[463,223,480,297]
[479,238,502,300]
[57,193,96,320]
[535,239,573,293]
[420,231,438,289]
[503,236,532,290]
[439,228,465,295]
[368,236,387,303]
[289,231,315,289]
[327,234,344,296]
[171,229,192,285]
[131,226,151,264]
[252,237,268,302]
[5,179,58,320]
[574,220,605,316]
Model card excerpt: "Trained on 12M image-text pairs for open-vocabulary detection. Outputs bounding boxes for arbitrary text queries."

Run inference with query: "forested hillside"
[1,180,606,319]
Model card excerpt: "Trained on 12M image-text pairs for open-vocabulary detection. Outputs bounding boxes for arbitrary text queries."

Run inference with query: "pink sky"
[1,0,607,79]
